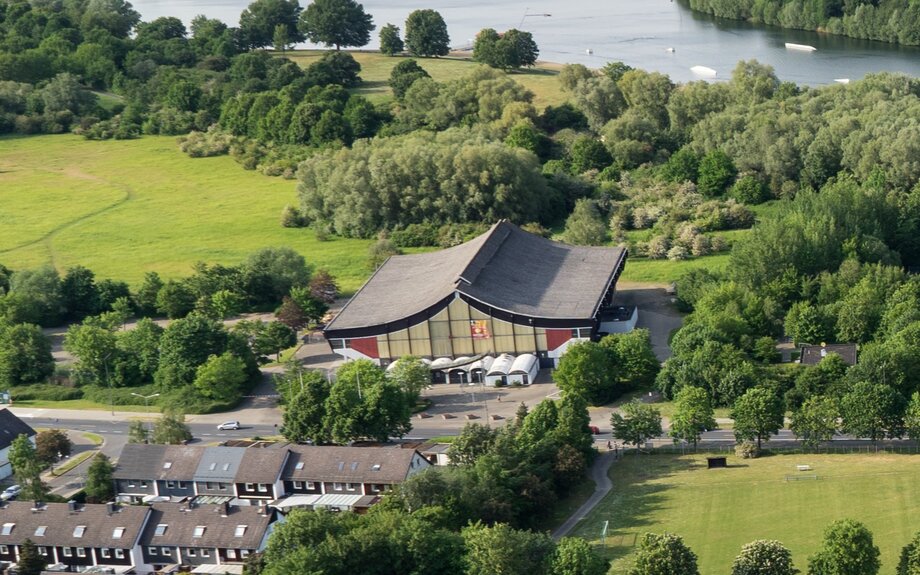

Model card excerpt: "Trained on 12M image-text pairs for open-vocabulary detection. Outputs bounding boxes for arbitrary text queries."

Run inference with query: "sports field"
[574,452,920,574]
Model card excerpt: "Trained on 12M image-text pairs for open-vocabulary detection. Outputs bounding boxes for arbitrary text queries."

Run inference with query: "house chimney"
[67,500,77,512]
[106,502,117,514]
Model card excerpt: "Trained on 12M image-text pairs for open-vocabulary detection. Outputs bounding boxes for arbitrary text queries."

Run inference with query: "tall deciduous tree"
[405,9,450,57]
[790,395,839,449]
[601,329,660,387]
[299,0,374,50]
[611,400,663,451]
[85,453,115,503]
[35,429,72,465]
[388,59,430,100]
[387,356,430,404]
[128,420,148,444]
[731,387,784,450]
[840,381,905,442]
[462,522,555,575]
[281,370,330,443]
[564,199,608,246]
[240,0,305,49]
[552,537,610,575]
[0,322,54,386]
[152,411,193,445]
[553,341,621,406]
[379,23,404,55]
[808,519,880,575]
[9,434,49,502]
[732,540,797,575]
[447,423,497,466]
[629,532,700,575]
[670,387,716,449]
[898,531,920,575]
[193,352,249,403]
[904,391,920,441]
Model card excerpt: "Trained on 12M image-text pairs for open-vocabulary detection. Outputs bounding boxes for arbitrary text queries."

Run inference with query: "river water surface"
[133,0,920,85]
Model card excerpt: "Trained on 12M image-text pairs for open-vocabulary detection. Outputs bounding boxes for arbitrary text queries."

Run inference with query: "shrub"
[9,384,83,402]
[735,440,760,459]
[82,384,158,406]
[178,126,234,157]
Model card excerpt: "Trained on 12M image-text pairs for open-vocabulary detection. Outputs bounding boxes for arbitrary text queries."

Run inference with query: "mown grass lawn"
[0,134,375,293]
[285,49,567,110]
[574,453,920,575]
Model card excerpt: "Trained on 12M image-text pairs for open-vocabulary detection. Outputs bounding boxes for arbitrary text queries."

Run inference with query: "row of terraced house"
[0,441,429,574]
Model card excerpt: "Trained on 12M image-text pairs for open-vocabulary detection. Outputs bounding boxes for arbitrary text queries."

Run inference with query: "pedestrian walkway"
[553,449,617,539]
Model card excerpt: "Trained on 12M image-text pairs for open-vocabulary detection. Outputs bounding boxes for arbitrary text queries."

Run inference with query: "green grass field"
[574,453,920,574]
[286,50,568,110]
[0,134,375,293]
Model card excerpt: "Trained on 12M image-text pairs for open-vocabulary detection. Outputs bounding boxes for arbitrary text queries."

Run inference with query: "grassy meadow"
[0,134,374,292]
[285,49,568,109]
[574,453,920,574]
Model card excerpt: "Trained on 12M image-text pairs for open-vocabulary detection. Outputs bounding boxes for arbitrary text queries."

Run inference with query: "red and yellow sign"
[470,320,491,339]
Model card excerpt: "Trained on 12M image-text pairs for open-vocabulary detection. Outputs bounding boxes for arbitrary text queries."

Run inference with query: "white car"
[1,485,21,501]
[217,421,241,431]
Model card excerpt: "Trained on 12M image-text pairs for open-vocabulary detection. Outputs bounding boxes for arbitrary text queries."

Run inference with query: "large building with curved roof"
[323,221,629,373]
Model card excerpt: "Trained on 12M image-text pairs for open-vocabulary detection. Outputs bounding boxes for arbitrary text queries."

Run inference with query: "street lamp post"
[131,392,160,442]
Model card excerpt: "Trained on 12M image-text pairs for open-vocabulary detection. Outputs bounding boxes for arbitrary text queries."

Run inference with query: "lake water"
[132,0,920,85]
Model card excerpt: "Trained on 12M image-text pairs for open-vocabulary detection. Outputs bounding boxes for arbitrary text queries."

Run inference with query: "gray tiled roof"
[0,409,36,451]
[800,344,858,366]
[140,503,271,549]
[157,445,206,480]
[324,221,626,331]
[234,449,289,484]
[0,502,148,548]
[112,444,167,480]
[282,446,425,483]
[193,447,245,481]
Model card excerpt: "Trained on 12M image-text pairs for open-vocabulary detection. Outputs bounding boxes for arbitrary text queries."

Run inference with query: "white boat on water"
[785,42,817,52]
[834,78,850,84]
[690,65,717,78]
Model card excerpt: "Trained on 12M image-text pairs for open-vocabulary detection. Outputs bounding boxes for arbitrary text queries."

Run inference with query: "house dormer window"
[234,525,247,537]
[1,523,14,536]
[73,525,86,538]
[154,524,168,536]
[112,527,125,539]
[34,526,46,537]
[193,526,206,538]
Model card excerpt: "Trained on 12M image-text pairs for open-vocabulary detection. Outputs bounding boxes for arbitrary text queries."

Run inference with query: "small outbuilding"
[485,354,515,386]
[507,353,539,386]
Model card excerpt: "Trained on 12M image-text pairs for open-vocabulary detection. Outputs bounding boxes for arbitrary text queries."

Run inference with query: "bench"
[796,465,812,471]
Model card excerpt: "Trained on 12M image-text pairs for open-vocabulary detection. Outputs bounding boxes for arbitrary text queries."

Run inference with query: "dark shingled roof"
[282,446,426,483]
[234,448,290,484]
[140,503,271,549]
[112,443,167,480]
[0,409,35,451]
[0,502,148,548]
[325,221,627,332]
[800,344,858,366]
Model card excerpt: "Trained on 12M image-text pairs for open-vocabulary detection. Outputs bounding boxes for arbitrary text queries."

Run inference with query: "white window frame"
[346,483,356,492]
[201,549,211,558]
[187,548,197,557]
[227,549,237,560]
[148,547,158,556]
[63,548,73,557]
[0,545,8,554]
[115,549,125,559]
[306,481,315,489]
[257,483,268,493]
[177,481,186,489]
[245,482,254,491]
[162,547,172,556]
[241,550,250,558]
[101,548,111,559]
[166,480,176,489]
[293,481,303,489]
[77,548,86,558]
[38,547,47,556]
[333,482,343,490]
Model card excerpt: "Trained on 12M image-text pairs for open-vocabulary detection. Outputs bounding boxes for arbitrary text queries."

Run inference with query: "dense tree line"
[687,0,920,45]
[0,247,335,411]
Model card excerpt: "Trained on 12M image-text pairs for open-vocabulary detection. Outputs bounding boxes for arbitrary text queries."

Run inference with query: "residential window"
[257,484,268,493]
[163,462,173,469]
[241,550,250,558]
[115,549,125,559]
[148,547,158,556]
[73,525,86,538]
[166,480,176,489]
[346,483,356,492]
[162,547,171,555]
[205,482,214,490]
[0,545,8,554]
[112,527,125,539]
[333,482,343,490]
[370,484,382,493]
[34,526,46,537]
[293,481,303,489]
[245,483,254,491]
[219,482,228,490]
[38,547,47,556]
[295,462,304,470]
[140,480,148,488]
[178,481,186,489]
[63,548,73,557]
[306,481,315,490]
[154,524,167,536]
[201,549,210,557]
[1,523,13,535]
[227,549,237,560]
[77,548,86,558]
[187,549,197,557]
[101,548,111,559]
[234,525,247,537]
